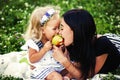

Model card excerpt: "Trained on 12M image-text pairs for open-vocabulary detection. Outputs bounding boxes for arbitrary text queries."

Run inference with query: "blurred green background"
[0,0,120,79]
[0,0,120,54]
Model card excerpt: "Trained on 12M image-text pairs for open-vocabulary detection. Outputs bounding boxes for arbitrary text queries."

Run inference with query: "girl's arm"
[29,41,52,63]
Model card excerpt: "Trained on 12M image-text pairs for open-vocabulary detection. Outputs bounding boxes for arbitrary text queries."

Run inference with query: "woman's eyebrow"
[59,24,63,30]
[60,23,64,27]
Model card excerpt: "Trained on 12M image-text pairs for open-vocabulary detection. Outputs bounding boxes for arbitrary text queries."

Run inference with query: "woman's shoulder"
[95,34,119,56]
[95,35,114,56]
[96,35,110,45]
[96,34,118,48]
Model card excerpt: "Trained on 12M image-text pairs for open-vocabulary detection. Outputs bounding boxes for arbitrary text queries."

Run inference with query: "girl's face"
[59,18,73,46]
[43,18,60,41]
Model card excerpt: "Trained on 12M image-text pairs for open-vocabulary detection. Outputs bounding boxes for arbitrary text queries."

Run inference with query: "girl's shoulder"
[21,39,41,51]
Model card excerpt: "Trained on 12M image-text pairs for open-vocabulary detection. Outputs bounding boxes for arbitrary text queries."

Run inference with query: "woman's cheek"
[64,37,70,46]
[65,33,73,46]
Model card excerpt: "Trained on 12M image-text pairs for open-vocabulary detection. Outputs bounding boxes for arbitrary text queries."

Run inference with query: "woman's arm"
[62,58,82,79]
[53,46,81,80]
[95,53,108,74]
[94,35,109,74]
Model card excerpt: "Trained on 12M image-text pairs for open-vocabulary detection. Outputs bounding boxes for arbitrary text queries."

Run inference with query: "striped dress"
[22,39,64,79]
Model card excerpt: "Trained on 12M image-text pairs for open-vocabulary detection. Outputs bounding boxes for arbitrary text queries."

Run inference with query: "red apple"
[52,35,64,47]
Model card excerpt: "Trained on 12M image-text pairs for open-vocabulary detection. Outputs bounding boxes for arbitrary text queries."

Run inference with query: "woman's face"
[59,18,73,46]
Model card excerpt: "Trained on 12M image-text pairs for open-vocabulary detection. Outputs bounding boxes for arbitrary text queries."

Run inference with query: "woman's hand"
[52,45,67,63]
[53,45,81,80]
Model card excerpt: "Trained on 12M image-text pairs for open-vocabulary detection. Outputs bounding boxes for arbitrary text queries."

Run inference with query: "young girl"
[22,6,66,80]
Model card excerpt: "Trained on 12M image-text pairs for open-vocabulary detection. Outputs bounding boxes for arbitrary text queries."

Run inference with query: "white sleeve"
[21,39,39,51]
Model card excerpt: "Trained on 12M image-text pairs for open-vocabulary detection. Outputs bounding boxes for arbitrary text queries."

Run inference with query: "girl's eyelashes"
[53,26,59,30]
[53,27,57,30]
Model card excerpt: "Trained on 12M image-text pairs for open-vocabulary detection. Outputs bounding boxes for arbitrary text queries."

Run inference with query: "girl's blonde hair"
[23,5,60,41]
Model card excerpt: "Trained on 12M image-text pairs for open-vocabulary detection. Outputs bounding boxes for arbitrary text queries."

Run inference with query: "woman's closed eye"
[59,24,63,30]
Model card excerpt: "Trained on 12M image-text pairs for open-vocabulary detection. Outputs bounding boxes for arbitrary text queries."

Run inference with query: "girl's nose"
[56,28,59,34]
[58,28,62,35]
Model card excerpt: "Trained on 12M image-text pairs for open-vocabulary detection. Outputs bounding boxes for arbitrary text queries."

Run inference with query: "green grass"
[0,74,23,80]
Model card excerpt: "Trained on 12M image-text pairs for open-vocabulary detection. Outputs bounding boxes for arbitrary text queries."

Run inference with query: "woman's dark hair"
[63,9,97,79]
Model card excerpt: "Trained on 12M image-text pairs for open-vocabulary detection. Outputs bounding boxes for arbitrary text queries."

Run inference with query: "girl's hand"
[43,41,52,51]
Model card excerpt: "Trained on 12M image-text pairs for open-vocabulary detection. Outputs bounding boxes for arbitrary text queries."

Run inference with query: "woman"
[52,9,120,80]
